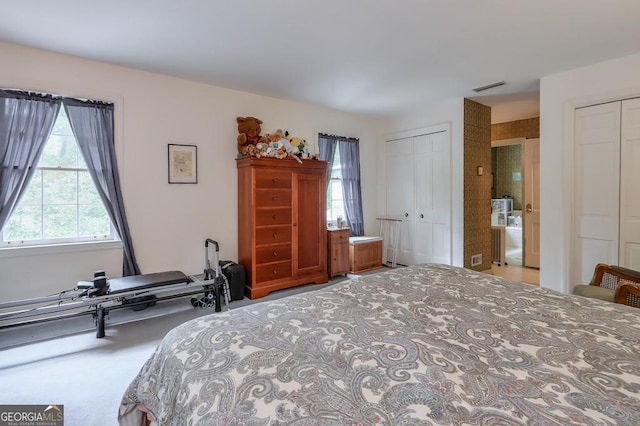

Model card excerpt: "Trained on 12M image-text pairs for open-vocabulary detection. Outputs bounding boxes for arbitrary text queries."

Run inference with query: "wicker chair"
[615,281,640,307]
[572,263,640,308]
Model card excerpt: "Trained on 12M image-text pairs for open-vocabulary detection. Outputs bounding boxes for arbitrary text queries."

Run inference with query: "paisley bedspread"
[118,264,640,425]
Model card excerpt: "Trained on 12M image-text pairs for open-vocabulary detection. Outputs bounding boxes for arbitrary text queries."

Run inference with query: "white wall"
[0,42,380,302]
[376,98,465,267]
[539,52,640,293]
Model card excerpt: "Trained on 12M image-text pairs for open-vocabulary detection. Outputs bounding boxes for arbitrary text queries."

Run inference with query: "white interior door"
[385,138,414,266]
[523,138,540,268]
[621,98,640,270]
[414,132,451,264]
[574,102,621,285]
[414,135,432,264]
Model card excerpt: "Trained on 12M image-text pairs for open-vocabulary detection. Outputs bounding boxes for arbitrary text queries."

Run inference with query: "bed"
[118,263,640,425]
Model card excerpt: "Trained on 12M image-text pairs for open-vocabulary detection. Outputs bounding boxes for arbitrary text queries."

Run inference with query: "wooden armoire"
[237,156,328,299]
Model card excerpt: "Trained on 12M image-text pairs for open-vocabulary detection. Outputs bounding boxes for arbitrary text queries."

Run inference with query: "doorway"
[491,137,540,275]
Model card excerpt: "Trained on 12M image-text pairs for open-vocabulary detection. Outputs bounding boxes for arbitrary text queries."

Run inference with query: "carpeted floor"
[0,273,366,426]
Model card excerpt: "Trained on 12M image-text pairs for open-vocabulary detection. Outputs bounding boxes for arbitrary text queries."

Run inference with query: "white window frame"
[0,107,117,248]
[327,149,346,226]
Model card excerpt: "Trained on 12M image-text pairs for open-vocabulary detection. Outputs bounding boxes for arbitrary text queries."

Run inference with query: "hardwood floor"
[491,264,539,285]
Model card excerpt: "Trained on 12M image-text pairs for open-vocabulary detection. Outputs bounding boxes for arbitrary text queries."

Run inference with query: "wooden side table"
[327,228,350,278]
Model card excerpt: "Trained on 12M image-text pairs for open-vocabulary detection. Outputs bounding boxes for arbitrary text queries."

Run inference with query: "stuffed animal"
[243,144,256,157]
[253,142,269,158]
[236,116,265,155]
[265,129,295,153]
[288,135,310,158]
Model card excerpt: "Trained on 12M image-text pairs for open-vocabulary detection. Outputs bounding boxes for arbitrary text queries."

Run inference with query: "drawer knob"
[272,233,278,238]
[273,251,278,256]
[272,214,278,220]
[272,178,278,183]
[272,196,278,200]
[272,270,278,275]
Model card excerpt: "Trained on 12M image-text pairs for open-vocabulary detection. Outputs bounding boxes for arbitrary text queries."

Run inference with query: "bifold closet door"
[621,98,640,270]
[414,132,451,265]
[573,101,620,285]
[384,128,451,267]
[385,138,415,266]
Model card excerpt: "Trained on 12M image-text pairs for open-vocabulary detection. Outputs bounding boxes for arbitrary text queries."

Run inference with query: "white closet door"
[385,138,415,266]
[574,102,621,284]
[621,98,640,270]
[414,132,451,264]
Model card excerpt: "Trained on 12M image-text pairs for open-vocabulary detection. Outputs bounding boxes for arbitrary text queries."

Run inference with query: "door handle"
[525,203,532,213]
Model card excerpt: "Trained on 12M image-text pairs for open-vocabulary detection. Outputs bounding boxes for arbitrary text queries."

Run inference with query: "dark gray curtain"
[0,90,60,230]
[318,133,364,236]
[63,98,141,276]
[338,139,364,236]
[318,134,337,186]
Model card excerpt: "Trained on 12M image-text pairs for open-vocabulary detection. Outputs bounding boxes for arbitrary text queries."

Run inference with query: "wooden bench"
[349,236,383,274]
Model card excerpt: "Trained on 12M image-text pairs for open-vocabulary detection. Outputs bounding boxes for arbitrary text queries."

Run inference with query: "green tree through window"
[1,108,114,246]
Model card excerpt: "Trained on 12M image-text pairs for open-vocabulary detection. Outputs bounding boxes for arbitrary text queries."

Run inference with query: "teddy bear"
[264,129,295,153]
[253,142,269,158]
[236,116,265,155]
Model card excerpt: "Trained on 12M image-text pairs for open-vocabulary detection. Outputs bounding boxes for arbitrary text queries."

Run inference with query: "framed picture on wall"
[168,144,197,184]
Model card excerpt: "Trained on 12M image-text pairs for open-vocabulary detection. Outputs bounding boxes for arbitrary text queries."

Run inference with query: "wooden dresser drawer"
[255,170,291,189]
[256,208,291,226]
[255,243,292,264]
[255,261,292,283]
[255,226,292,245]
[329,229,350,244]
[255,189,292,207]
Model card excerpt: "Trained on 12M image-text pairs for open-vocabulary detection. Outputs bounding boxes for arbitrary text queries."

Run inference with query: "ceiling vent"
[472,81,506,93]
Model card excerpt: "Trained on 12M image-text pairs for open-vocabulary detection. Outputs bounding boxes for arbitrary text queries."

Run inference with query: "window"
[326,148,346,224]
[1,107,114,246]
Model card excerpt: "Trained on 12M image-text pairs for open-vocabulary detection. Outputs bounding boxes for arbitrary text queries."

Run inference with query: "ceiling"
[1,1,640,123]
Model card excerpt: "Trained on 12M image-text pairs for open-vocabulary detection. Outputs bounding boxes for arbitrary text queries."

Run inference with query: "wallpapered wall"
[463,99,492,271]
[491,117,540,211]
[491,117,540,140]
[492,145,522,210]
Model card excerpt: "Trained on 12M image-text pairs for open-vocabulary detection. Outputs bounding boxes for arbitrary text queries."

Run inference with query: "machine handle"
[205,239,220,274]
[205,238,219,251]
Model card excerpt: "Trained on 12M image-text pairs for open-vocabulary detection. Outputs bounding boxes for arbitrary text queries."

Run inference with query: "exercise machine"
[0,239,231,338]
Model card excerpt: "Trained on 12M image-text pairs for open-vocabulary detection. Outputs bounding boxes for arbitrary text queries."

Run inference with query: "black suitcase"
[219,260,246,301]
